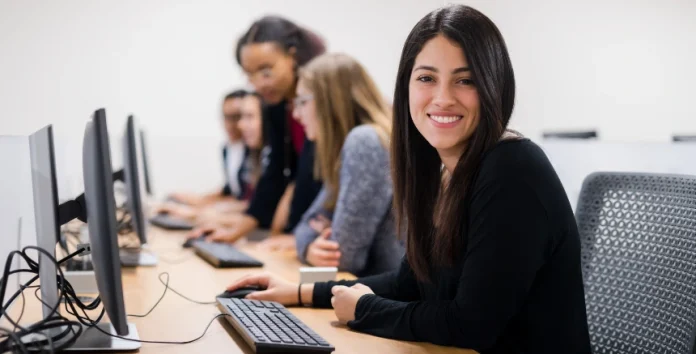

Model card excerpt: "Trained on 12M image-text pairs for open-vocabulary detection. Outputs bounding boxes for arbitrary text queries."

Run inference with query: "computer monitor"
[122,116,148,245]
[673,135,696,142]
[83,109,130,334]
[119,115,157,267]
[29,125,60,320]
[139,130,153,196]
[542,130,598,140]
[29,117,140,351]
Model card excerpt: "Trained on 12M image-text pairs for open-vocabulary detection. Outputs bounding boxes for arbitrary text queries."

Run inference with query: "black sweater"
[245,101,322,230]
[312,139,591,354]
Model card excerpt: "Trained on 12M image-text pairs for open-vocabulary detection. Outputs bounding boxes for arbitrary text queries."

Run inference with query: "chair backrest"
[577,172,696,354]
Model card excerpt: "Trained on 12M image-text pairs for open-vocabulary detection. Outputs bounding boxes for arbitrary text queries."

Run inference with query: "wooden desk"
[7,228,474,353]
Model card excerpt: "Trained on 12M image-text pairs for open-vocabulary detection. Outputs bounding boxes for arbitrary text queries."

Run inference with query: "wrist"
[297,283,314,307]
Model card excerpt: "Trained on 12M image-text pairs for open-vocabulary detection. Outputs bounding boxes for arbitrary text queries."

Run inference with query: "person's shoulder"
[343,125,384,154]
[478,138,553,183]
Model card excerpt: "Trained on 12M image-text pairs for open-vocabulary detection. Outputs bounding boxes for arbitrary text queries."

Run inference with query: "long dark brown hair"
[391,5,516,282]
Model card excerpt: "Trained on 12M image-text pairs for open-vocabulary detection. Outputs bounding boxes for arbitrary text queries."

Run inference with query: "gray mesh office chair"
[577,172,696,354]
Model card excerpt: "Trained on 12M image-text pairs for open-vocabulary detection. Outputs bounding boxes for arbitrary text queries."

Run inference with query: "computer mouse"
[217,285,264,299]
[182,231,212,248]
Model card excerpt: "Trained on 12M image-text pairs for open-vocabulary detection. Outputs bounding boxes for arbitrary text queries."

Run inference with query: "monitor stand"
[119,245,157,267]
[27,323,140,352]
[65,323,141,351]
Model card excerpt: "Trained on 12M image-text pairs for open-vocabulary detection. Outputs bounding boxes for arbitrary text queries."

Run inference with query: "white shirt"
[225,141,245,197]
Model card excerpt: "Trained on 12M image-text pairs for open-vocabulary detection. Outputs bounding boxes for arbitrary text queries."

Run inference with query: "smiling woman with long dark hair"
[226,5,591,353]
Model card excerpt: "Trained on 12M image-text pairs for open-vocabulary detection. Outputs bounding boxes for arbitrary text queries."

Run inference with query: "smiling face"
[408,34,480,161]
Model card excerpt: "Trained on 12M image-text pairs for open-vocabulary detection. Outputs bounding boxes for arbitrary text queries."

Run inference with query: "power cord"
[127,272,216,318]
[92,313,231,345]
[32,277,227,347]
[0,246,88,353]
[2,247,224,351]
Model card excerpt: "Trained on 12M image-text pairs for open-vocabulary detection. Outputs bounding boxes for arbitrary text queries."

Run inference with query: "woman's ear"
[287,46,297,58]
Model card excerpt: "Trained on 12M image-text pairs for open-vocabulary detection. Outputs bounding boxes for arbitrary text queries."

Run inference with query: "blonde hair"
[299,53,392,210]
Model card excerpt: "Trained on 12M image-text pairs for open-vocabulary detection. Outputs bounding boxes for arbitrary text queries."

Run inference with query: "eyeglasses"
[224,113,242,122]
[245,62,278,84]
[293,94,314,108]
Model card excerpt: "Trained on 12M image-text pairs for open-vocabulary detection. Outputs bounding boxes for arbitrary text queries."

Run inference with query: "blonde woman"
[290,53,403,276]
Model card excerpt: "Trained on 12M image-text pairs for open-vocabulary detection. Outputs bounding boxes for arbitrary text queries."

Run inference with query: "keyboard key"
[250,328,264,338]
[290,335,306,344]
[297,332,317,345]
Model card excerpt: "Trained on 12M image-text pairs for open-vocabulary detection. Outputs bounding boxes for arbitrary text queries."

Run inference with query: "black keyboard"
[149,213,194,230]
[217,298,335,353]
[192,241,263,268]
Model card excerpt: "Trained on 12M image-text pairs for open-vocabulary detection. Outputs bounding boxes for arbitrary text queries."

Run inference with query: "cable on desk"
[1,247,224,351]
[0,246,87,353]
[127,272,216,319]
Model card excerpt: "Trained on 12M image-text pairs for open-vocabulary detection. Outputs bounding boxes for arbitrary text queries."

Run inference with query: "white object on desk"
[64,270,98,294]
[299,267,337,284]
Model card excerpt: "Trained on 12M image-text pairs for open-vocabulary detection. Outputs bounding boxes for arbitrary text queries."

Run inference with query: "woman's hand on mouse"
[186,223,242,243]
[155,202,197,220]
[186,224,218,240]
[227,273,301,305]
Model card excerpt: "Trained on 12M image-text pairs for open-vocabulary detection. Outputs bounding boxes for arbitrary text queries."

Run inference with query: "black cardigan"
[245,101,322,231]
[312,139,592,354]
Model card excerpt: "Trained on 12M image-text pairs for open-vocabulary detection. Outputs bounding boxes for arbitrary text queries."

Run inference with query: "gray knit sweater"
[293,125,404,277]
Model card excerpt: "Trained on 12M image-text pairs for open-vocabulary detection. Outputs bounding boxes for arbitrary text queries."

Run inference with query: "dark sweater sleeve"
[285,140,322,231]
[312,257,420,308]
[347,174,550,351]
[246,105,290,228]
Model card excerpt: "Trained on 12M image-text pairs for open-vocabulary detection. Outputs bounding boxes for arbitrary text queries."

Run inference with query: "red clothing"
[287,109,305,154]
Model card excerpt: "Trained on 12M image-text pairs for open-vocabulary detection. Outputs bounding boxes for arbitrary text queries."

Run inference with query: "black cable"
[128,272,215,319]
[0,246,86,353]
[0,246,87,324]
[13,283,27,332]
[0,327,28,354]
[33,278,227,347]
[91,313,231,345]
[1,246,225,351]
[156,272,217,305]
[0,247,84,333]
[126,272,170,318]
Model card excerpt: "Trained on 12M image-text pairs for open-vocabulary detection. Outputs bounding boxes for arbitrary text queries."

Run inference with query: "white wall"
[456,0,696,141]
[1,0,695,197]
[0,0,442,197]
[539,140,696,210]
